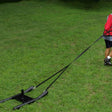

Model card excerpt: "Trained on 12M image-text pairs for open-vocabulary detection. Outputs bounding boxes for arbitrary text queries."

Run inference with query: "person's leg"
[109,50,112,57]
[108,40,112,57]
[105,48,111,58]
[104,40,112,66]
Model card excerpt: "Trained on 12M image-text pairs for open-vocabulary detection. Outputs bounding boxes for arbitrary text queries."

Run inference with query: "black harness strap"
[36,35,103,91]
[0,35,103,110]
[36,36,102,90]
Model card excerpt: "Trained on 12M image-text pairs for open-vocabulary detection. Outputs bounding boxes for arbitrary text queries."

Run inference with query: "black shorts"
[105,40,112,48]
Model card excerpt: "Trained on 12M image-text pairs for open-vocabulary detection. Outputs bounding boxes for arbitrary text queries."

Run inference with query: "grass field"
[0,0,112,112]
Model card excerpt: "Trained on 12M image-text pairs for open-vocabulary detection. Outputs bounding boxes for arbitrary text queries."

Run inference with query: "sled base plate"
[13,89,34,103]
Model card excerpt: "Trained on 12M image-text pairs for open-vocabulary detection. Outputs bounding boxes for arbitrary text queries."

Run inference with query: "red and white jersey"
[103,14,112,36]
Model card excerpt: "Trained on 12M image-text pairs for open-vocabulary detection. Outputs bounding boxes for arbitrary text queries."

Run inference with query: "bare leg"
[109,50,112,57]
[104,48,112,66]
[105,48,111,58]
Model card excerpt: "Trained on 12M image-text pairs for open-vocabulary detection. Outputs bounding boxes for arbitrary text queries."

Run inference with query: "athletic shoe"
[104,58,112,66]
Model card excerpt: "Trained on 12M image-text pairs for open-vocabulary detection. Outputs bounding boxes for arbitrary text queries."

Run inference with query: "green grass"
[0,0,112,112]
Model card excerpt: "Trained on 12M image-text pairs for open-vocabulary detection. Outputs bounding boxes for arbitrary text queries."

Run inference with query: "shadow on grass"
[0,0,22,3]
[1,0,112,11]
[30,0,112,10]
[60,0,100,10]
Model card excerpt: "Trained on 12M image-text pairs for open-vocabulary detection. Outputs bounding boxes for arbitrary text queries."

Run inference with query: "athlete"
[103,14,112,66]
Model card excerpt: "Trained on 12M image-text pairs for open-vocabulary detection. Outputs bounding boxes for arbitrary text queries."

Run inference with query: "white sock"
[107,56,111,59]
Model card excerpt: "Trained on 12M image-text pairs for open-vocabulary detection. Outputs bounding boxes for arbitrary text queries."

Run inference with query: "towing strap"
[0,35,103,110]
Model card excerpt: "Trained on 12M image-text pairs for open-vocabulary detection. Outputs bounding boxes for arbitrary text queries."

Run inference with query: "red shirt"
[103,14,112,36]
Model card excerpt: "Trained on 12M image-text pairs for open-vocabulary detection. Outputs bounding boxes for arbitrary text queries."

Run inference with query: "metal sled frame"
[0,86,48,110]
[0,36,102,110]
[0,65,68,110]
